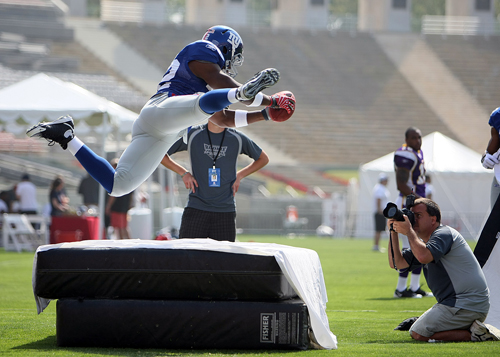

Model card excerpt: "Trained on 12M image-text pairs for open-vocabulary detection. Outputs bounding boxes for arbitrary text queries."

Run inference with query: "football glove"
[269,91,295,114]
[262,107,293,122]
[482,151,500,169]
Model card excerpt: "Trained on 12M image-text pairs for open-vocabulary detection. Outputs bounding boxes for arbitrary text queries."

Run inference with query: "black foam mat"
[56,298,310,350]
[36,248,297,300]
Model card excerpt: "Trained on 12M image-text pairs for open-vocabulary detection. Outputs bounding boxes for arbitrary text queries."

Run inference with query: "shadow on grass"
[367,297,426,301]
[12,336,57,350]
[12,336,300,355]
[366,339,419,345]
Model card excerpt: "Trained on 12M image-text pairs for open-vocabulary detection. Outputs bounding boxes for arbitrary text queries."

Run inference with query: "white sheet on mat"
[32,239,338,349]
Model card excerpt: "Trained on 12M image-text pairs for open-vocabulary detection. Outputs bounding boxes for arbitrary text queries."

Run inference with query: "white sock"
[410,274,421,292]
[396,276,408,292]
[227,88,238,103]
[67,136,84,155]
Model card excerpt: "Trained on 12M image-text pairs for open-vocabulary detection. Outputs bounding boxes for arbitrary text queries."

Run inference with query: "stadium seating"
[0,1,73,40]
[425,35,500,114]
[1,11,499,196]
[106,24,458,167]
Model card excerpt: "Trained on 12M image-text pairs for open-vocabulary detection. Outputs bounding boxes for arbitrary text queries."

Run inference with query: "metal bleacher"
[424,34,500,115]
[0,0,73,41]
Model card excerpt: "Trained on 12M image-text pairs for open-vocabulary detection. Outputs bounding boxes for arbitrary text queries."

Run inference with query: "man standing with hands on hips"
[161,121,268,242]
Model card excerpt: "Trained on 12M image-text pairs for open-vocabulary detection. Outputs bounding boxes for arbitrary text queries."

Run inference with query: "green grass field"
[1,236,499,356]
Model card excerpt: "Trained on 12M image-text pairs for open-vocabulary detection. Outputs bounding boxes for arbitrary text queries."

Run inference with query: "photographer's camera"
[383,194,416,227]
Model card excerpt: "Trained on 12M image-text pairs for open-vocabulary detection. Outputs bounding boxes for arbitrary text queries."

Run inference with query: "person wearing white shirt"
[16,174,38,215]
[372,173,390,252]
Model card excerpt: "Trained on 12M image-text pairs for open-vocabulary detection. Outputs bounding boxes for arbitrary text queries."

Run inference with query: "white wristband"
[234,110,248,127]
[247,92,264,107]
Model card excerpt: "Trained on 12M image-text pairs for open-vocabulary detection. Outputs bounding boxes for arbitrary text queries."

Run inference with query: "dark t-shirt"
[50,189,65,217]
[110,192,134,213]
[168,124,262,212]
[402,225,489,313]
[78,176,99,206]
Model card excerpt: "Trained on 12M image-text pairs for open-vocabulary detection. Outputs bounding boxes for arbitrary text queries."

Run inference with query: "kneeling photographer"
[386,197,499,342]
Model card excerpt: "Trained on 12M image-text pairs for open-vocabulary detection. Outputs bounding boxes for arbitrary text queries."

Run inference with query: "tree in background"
[330,0,357,15]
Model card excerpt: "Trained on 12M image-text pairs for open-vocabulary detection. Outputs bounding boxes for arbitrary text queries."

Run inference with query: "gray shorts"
[111,93,209,196]
[409,303,487,338]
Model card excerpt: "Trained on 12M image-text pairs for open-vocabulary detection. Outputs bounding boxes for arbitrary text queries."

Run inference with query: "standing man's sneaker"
[26,115,74,150]
[236,68,280,101]
[412,286,434,297]
[394,288,422,298]
[470,320,500,341]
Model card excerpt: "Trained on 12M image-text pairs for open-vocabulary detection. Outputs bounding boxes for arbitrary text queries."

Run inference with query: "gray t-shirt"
[403,225,489,314]
[168,124,263,213]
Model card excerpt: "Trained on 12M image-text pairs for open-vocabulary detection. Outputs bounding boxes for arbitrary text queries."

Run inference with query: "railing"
[327,14,358,33]
[234,206,487,240]
[0,153,81,187]
[101,0,182,25]
[422,15,498,36]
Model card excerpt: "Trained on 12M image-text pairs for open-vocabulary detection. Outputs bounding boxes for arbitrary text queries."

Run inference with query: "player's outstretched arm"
[209,90,295,128]
[189,61,273,106]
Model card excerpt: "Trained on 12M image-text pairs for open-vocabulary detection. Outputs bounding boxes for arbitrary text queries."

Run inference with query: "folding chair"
[2,214,45,252]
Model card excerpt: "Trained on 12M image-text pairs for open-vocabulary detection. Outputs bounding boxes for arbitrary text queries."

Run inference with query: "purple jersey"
[394,144,426,198]
[156,40,225,96]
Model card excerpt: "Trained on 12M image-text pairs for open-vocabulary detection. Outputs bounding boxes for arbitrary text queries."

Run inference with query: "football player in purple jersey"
[27,25,295,197]
[392,127,433,298]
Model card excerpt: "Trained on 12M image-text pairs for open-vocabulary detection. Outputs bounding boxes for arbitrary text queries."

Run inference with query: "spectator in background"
[105,158,134,240]
[4,184,18,213]
[161,121,269,242]
[78,173,99,207]
[372,173,390,252]
[16,174,38,215]
[481,107,500,208]
[425,175,433,200]
[49,176,69,217]
[393,127,432,298]
[0,191,9,214]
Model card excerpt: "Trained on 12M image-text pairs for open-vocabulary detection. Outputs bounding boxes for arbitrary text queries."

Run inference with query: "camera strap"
[390,229,397,270]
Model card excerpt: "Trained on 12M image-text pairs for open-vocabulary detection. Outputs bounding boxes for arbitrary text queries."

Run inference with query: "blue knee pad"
[198,89,232,114]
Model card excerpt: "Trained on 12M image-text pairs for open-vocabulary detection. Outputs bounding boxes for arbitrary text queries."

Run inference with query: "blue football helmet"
[202,25,244,77]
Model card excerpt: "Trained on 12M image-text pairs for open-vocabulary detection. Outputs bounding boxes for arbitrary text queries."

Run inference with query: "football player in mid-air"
[27,25,295,197]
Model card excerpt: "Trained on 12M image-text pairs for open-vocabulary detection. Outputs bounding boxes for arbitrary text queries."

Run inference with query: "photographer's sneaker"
[236,68,280,101]
[26,115,74,150]
[412,286,433,297]
[394,288,422,298]
[470,320,500,342]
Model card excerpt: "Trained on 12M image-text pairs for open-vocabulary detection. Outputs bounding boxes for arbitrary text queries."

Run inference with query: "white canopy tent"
[0,73,137,135]
[0,73,139,239]
[355,132,493,240]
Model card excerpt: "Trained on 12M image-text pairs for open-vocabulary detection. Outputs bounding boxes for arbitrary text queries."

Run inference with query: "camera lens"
[387,206,398,218]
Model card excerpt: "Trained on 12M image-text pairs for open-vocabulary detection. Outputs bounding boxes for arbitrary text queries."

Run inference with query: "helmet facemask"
[223,48,244,78]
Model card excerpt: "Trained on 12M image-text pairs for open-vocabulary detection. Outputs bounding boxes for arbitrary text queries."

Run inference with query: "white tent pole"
[97,112,108,240]
[159,166,166,228]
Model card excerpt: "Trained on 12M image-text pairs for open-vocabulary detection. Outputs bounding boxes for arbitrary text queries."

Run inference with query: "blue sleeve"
[489,107,500,131]
[188,41,225,68]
